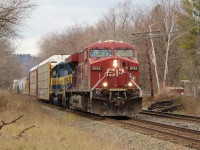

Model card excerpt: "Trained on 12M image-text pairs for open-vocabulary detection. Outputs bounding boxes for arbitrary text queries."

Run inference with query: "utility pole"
[145,35,154,98]
[132,32,154,98]
[132,30,160,98]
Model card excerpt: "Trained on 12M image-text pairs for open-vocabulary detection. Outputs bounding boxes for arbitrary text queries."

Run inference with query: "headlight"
[128,82,133,87]
[102,82,108,87]
[113,59,118,67]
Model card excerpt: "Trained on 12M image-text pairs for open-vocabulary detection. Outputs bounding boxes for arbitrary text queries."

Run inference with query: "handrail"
[91,74,106,91]
[129,76,142,97]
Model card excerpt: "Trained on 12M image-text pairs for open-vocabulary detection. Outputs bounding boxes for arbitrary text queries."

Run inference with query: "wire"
[132,21,200,39]
[153,22,200,35]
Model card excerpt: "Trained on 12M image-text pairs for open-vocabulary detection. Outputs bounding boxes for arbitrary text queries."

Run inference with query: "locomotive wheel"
[86,104,91,112]
[61,93,67,108]
[52,95,60,106]
[49,97,54,105]
[86,100,92,112]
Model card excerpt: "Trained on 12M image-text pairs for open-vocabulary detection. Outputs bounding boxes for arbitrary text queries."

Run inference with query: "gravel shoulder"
[48,106,194,150]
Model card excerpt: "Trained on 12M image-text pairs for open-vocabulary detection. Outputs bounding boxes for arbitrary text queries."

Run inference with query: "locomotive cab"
[87,40,142,116]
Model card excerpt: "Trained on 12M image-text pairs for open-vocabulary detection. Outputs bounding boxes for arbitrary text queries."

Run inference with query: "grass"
[175,95,200,115]
[142,91,200,116]
[0,90,123,150]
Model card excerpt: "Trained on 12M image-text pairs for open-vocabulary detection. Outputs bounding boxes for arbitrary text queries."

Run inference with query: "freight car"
[12,77,27,94]
[13,40,142,117]
[13,80,19,93]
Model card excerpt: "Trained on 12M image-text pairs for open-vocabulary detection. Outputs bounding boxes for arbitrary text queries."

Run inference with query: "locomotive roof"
[86,40,135,50]
[51,61,67,70]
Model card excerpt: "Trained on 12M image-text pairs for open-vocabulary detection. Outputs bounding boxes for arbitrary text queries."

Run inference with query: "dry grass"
[143,91,200,116]
[175,95,200,116]
[0,90,12,110]
[0,90,123,150]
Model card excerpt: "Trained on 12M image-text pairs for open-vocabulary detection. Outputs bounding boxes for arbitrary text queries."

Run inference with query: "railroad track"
[141,110,200,124]
[40,102,200,149]
[103,118,200,149]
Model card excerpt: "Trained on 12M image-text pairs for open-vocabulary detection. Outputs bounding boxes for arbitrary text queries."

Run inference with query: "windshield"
[114,49,134,57]
[90,49,112,57]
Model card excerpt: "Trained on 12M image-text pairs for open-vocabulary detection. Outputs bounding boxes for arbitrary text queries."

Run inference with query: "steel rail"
[141,110,200,124]
[125,119,200,139]
[103,118,200,149]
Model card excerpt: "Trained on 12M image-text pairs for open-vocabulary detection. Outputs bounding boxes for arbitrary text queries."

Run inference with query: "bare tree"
[118,0,132,40]
[145,0,184,90]
[0,0,35,62]
[0,0,35,40]
[37,0,148,59]
[38,24,99,58]
[0,0,36,87]
[151,0,183,87]
[161,0,178,86]
[103,7,119,40]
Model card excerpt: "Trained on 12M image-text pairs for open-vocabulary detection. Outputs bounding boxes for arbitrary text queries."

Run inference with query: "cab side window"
[51,69,57,78]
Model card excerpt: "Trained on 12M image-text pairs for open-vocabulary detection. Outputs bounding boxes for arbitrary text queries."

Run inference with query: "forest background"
[0,0,199,98]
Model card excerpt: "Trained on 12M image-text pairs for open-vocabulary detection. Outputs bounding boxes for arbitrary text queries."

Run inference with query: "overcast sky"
[15,0,152,56]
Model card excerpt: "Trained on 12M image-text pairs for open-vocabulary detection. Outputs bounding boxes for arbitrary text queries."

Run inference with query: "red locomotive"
[62,40,142,116]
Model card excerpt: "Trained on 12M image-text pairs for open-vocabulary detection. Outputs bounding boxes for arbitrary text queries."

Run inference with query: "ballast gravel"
[44,106,195,150]
[137,114,200,131]
[66,117,194,150]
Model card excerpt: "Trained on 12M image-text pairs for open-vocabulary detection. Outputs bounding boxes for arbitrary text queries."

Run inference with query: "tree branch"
[169,33,185,45]
[0,115,23,130]
[17,125,37,137]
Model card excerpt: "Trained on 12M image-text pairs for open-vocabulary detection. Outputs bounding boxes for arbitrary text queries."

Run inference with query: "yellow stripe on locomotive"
[51,75,72,86]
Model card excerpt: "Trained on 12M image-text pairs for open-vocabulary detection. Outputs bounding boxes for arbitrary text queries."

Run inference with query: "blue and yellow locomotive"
[50,62,73,106]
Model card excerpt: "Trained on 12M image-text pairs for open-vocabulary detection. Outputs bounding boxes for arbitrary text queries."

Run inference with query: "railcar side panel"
[30,68,38,96]
[25,76,30,95]
[37,62,51,100]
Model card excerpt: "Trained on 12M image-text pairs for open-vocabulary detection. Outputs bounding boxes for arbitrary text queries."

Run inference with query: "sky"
[15,0,152,56]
